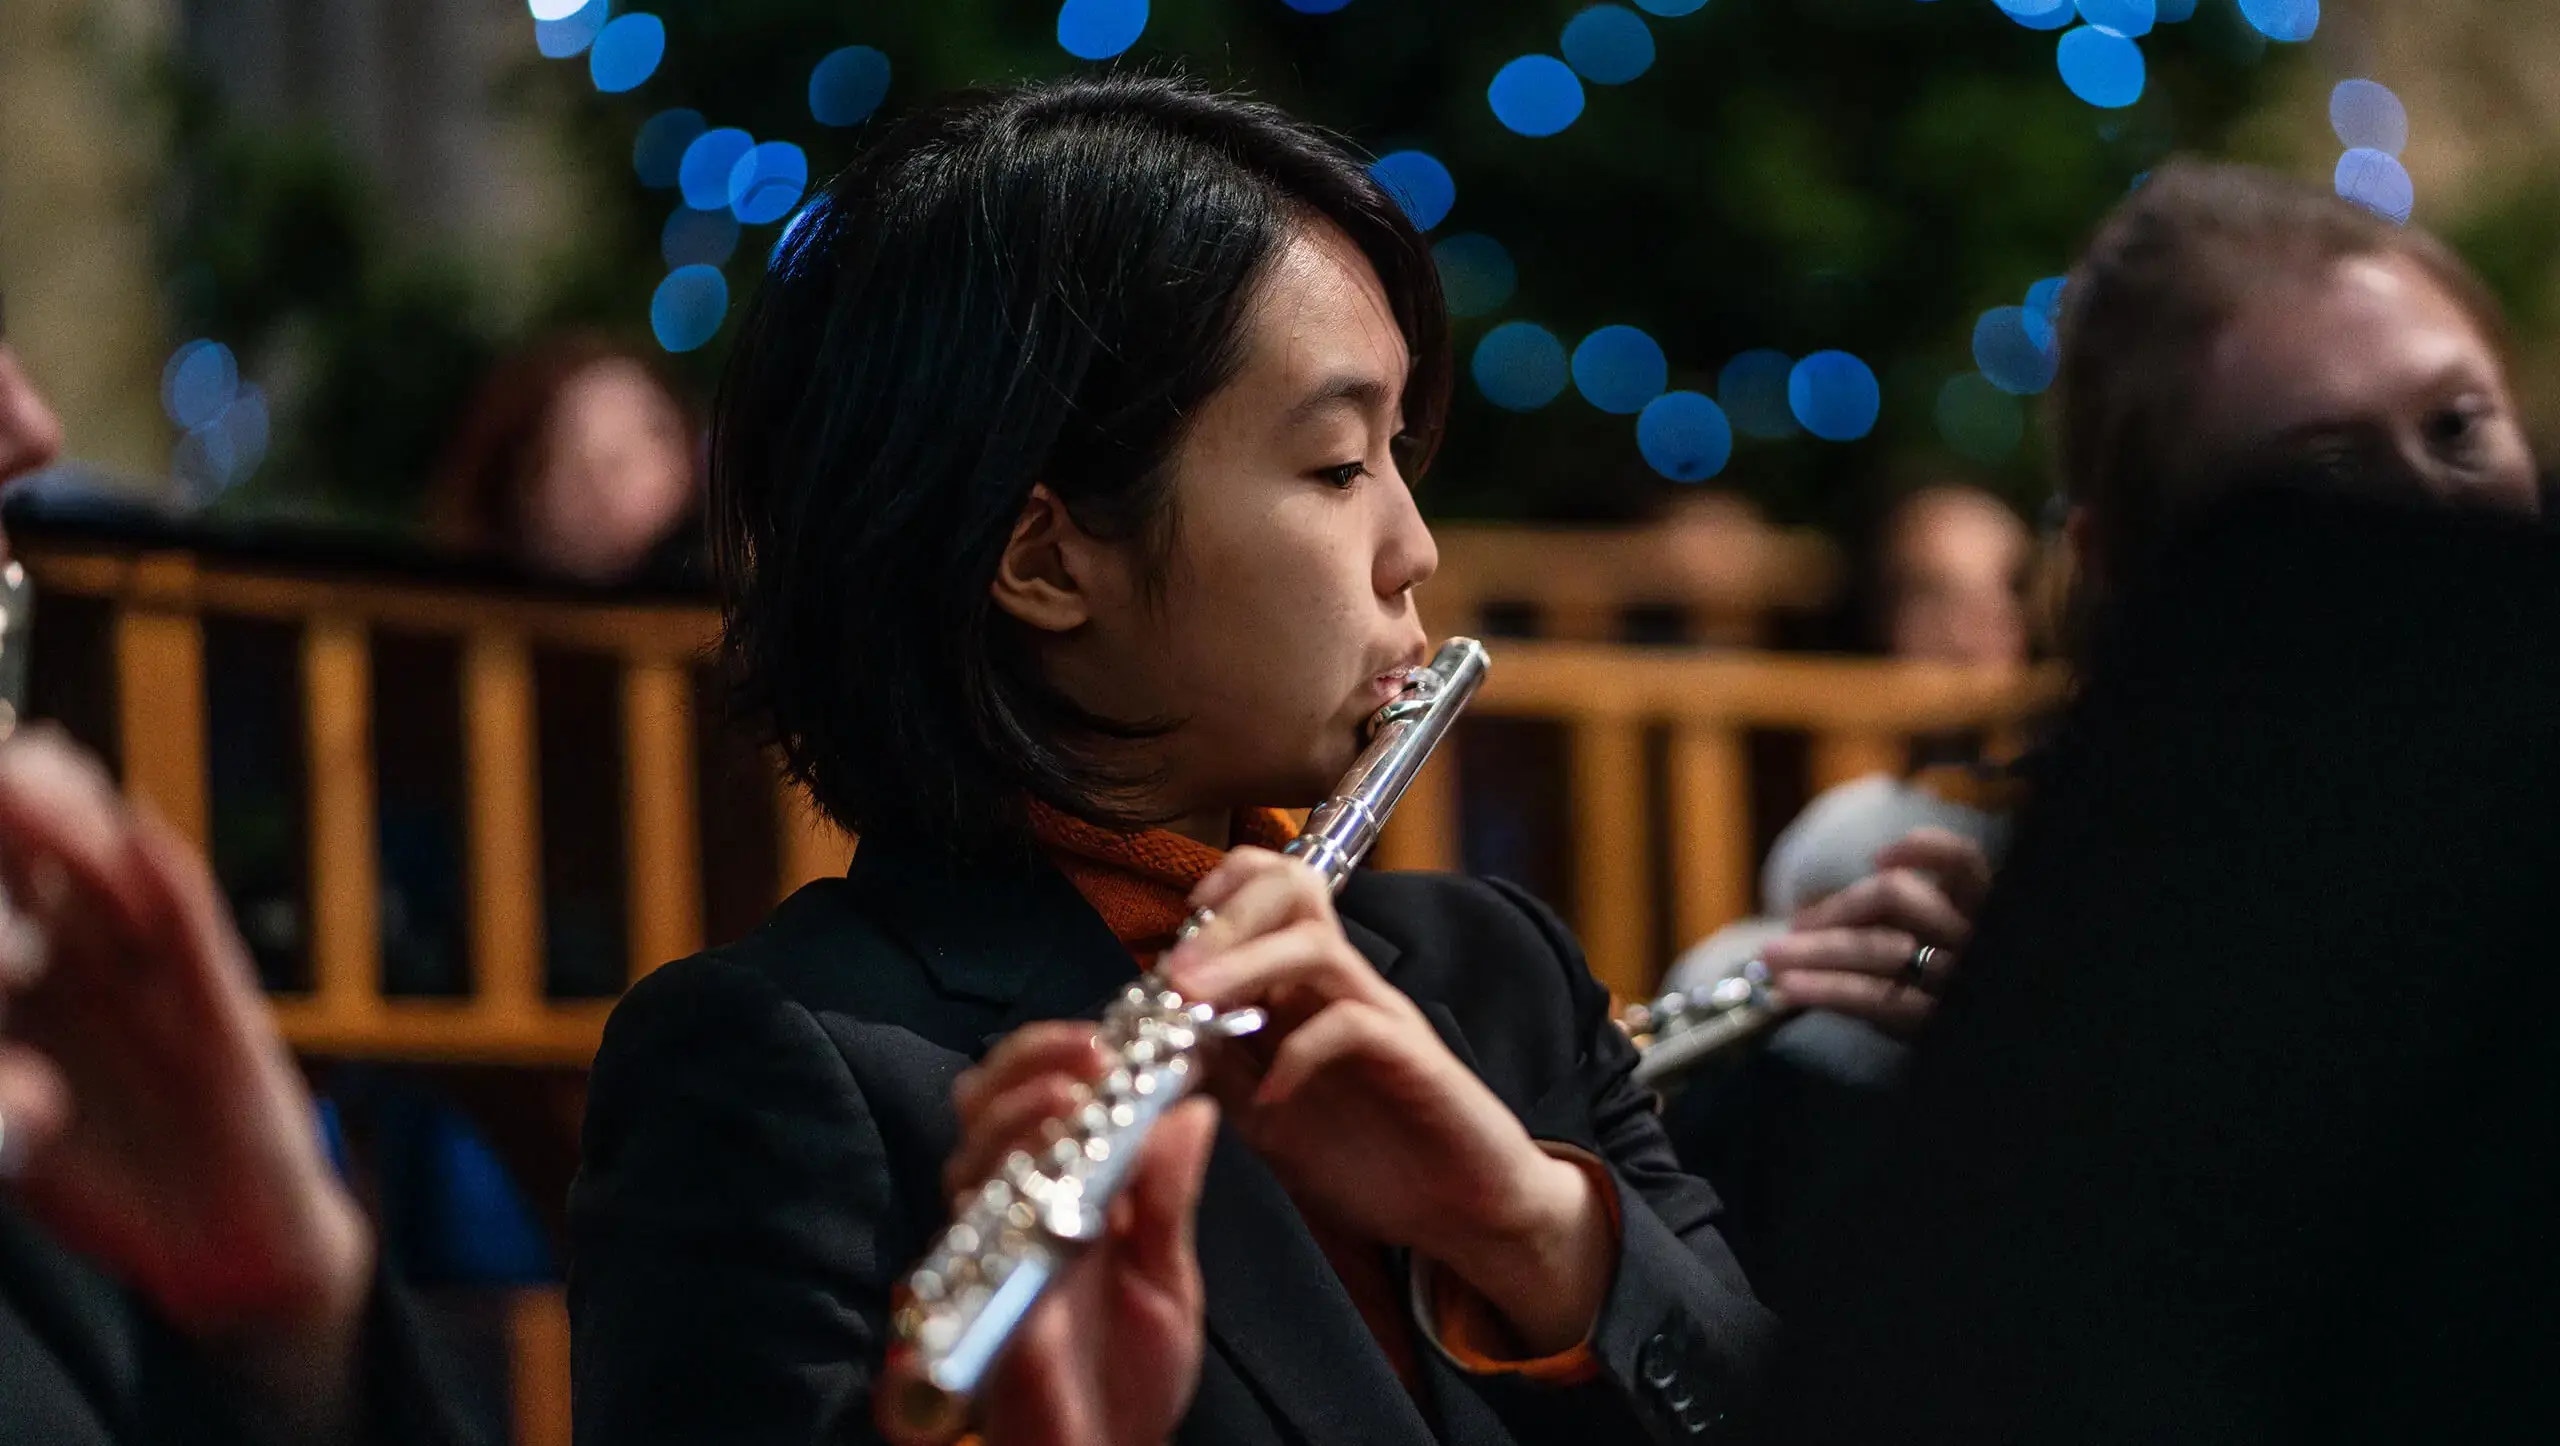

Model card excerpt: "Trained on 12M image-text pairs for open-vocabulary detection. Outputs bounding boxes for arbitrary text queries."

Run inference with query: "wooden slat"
[1811,729,1904,796]
[507,1289,573,1446]
[1570,715,1651,1003]
[1373,745,1461,873]
[112,558,209,849]
[303,618,380,1022]
[273,999,614,1068]
[1668,724,1752,950]
[22,549,718,662]
[622,660,701,984]
[777,783,856,897]
[1475,644,2062,730]
[463,634,544,1019]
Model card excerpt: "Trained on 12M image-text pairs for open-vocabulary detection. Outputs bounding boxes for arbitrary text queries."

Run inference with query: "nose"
[1376,472,1438,602]
[0,348,64,488]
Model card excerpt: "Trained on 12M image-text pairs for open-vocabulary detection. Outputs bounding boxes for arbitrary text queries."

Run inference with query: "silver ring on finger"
[1900,943,1943,990]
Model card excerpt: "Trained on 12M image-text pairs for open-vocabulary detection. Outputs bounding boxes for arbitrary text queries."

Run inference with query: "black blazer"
[0,1206,480,1446]
[568,842,1775,1446]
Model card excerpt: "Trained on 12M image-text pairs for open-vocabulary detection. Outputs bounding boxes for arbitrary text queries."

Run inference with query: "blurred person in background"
[0,312,478,1443]
[1658,159,2543,1300]
[1657,481,2033,1042]
[425,333,703,588]
[1869,483,2033,669]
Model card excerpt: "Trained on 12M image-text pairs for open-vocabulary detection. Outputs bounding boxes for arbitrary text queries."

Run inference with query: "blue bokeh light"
[1474,322,1569,412]
[809,46,892,127]
[2025,275,2069,322]
[1637,392,1733,482]
[162,340,238,431]
[679,128,755,212]
[1632,0,1706,13]
[174,383,270,496]
[2336,147,2414,224]
[652,265,730,353]
[2330,79,2408,155]
[1057,0,1148,60]
[1370,151,1456,231]
[2076,0,2154,37]
[1561,6,1656,86]
[2237,0,2317,42]
[527,0,586,19]
[1788,351,1881,442]
[1282,0,1357,11]
[1572,326,1669,415]
[1935,373,2025,464]
[1433,234,1517,318]
[2058,25,2146,109]
[1718,349,1799,440]
[588,12,664,93]
[2154,0,2197,17]
[1974,307,2059,395]
[1488,56,1586,138]
[663,205,741,268]
[633,108,705,188]
[535,0,610,59]
[1995,0,2078,32]
[728,141,808,225]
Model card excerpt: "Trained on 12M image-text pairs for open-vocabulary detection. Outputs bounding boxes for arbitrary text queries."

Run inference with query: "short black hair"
[712,74,1452,862]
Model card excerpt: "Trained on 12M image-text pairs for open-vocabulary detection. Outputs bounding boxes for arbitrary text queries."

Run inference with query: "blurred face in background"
[2191,252,2539,517]
[517,357,698,584]
[1883,486,2030,668]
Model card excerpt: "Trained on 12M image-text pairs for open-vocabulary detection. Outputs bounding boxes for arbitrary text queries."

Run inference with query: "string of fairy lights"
[157,0,2408,499]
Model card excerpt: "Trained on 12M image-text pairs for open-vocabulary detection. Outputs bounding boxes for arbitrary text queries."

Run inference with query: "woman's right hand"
[879,1022,1216,1446]
[1758,826,1994,1037]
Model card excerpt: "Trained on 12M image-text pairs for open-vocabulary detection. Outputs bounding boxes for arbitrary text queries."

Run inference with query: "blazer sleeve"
[569,954,903,1446]
[1473,877,1780,1445]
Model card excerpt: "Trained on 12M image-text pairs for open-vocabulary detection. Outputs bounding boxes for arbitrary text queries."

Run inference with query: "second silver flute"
[884,637,1491,1437]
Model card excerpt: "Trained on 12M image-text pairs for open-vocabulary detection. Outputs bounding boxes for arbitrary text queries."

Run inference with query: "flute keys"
[944,1224,979,1258]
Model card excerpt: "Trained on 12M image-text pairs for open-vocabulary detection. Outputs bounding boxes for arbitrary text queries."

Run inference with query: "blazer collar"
[844,834,1407,1029]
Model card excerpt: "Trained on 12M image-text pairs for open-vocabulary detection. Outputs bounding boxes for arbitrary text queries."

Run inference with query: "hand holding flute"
[1162,849,1613,1354]
[883,1026,1220,1446]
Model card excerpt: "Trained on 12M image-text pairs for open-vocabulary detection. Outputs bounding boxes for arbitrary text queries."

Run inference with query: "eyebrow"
[1287,373,1395,424]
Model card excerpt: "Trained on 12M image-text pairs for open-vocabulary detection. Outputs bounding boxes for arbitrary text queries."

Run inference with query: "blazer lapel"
[1194,1130,1441,1446]
[840,835,1140,1038]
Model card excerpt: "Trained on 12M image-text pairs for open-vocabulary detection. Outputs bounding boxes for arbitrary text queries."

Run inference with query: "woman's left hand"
[1161,848,1611,1354]
[0,731,372,1435]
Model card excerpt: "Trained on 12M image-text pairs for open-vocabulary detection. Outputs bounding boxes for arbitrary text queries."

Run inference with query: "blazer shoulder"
[1345,869,1591,980]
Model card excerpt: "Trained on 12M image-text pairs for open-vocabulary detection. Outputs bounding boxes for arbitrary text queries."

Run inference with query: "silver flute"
[1621,962,1786,1094]
[885,637,1491,1437]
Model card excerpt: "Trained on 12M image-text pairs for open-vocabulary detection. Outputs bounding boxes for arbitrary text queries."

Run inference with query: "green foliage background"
[163,0,2320,537]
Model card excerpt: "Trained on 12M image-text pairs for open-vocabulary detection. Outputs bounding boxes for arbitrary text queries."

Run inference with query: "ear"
[991,484,1097,634]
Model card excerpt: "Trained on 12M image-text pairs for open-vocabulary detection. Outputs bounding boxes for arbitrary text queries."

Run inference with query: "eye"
[1319,461,1367,490]
[2423,400,2487,452]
